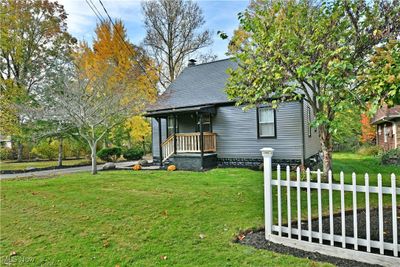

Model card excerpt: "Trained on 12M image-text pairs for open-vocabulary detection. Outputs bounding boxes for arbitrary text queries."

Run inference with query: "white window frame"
[258,107,276,138]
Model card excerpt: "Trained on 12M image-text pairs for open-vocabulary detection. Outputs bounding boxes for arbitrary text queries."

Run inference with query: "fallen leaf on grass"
[238,234,245,241]
[160,255,167,260]
[103,240,110,248]
[199,234,206,239]
[161,210,168,217]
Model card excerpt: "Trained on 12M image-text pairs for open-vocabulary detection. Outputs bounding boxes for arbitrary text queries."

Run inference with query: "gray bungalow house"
[145,58,320,170]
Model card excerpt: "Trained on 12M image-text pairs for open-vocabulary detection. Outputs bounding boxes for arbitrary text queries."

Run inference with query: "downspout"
[300,99,306,166]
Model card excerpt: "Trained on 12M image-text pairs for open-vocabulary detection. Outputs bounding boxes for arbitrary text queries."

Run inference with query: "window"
[167,116,178,136]
[258,107,276,138]
[196,114,211,132]
[307,106,312,137]
[383,124,388,143]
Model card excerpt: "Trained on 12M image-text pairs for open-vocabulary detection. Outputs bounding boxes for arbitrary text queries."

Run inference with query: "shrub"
[380,148,400,165]
[123,148,144,161]
[132,164,142,171]
[356,145,381,156]
[96,147,122,162]
[0,147,13,160]
[167,165,176,171]
[30,140,59,160]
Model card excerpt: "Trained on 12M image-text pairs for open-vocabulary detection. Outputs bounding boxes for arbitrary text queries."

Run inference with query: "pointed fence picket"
[260,148,399,267]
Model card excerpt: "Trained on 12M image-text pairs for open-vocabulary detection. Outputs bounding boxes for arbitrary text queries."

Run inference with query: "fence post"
[261,147,274,240]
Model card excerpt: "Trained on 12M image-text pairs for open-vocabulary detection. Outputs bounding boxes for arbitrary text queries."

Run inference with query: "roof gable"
[148,58,237,111]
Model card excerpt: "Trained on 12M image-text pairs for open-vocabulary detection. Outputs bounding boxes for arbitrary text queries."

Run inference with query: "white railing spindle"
[352,172,358,250]
[365,173,371,252]
[378,174,384,255]
[287,165,291,239]
[328,170,334,246]
[307,168,312,242]
[391,174,398,257]
[277,164,282,237]
[340,171,346,248]
[297,167,301,240]
[317,169,322,244]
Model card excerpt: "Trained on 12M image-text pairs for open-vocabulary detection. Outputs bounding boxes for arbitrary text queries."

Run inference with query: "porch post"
[173,114,177,154]
[199,113,204,169]
[157,117,163,166]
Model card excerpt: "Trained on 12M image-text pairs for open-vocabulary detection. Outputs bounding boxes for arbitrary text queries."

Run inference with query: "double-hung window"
[258,107,276,138]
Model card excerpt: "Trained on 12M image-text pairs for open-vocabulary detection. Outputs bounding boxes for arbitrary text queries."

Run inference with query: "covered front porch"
[146,105,218,170]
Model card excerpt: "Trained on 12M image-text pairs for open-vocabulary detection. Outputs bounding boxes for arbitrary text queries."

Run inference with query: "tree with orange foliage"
[360,113,376,144]
[40,20,158,174]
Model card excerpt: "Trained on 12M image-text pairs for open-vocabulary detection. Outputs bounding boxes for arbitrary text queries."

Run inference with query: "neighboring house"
[145,58,320,170]
[0,135,12,149]
[371,105,400,151]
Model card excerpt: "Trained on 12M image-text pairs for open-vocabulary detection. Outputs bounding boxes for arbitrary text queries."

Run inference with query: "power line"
[84,0,105,24]
[97,0,147,72]
[83,0,159,88]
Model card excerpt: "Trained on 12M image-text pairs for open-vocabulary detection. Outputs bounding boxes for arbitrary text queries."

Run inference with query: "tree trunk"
[58,137,63,167]
[91,145,97,175]
[17,142,23,162]
[319,124,333,180]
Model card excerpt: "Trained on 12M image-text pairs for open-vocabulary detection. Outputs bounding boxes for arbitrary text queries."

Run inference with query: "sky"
[58,0,250,59]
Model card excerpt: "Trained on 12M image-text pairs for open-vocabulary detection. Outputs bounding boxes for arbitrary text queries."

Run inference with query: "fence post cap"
[260,147,274,157]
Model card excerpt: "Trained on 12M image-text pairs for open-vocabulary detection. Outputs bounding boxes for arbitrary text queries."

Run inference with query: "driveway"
[0,161,137,180]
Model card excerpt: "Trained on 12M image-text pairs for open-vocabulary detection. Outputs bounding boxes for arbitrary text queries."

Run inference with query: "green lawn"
[0,153,398,266]
[0,159,99,171]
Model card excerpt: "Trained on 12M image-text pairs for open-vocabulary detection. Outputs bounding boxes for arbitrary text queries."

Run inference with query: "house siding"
[376,121,398,150]
[303,100,321,158]
[152,101,321,163]
[213,102,304,160]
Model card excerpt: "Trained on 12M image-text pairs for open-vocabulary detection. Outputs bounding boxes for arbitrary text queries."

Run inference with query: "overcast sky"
[59,0,250,59]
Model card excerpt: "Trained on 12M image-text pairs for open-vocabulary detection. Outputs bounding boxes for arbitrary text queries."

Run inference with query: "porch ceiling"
[145,105,216,117]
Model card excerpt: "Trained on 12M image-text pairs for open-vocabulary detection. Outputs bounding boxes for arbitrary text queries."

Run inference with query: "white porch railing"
[261,148,399,267]
[162,132,217,162]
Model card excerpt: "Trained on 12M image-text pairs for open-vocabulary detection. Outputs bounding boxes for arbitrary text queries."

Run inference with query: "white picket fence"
[260,148,399,266]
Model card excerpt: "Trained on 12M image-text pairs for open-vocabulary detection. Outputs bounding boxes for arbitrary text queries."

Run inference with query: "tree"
[125,116,151,153]
[224,0,400,177]
[0,0,75,160]
[42,21,157,174]
[359,40,400,107]
[142,0,213,89]
[360,112,376,145]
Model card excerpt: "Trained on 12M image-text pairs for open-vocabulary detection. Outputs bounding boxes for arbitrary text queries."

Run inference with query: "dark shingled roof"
[371,105,400,124]
[147,58,237,112]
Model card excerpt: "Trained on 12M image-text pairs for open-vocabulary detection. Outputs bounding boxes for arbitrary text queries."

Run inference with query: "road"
[0,161,137,180]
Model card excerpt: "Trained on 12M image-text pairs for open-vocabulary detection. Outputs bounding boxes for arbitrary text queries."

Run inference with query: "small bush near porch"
[0,153,396,266]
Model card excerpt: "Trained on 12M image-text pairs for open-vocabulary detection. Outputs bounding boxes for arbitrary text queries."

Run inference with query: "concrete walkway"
[0,161,137,180]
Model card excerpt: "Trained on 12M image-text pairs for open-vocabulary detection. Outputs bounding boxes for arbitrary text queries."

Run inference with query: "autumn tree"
[0,0,75,160]
[360,113,376,144]
[125,115,151,152]
[142,0,213,89]
[42,20,157,174]
[224,0,400,177]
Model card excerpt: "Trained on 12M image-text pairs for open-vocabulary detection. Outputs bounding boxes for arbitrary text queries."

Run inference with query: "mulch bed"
[236,207,400,267]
